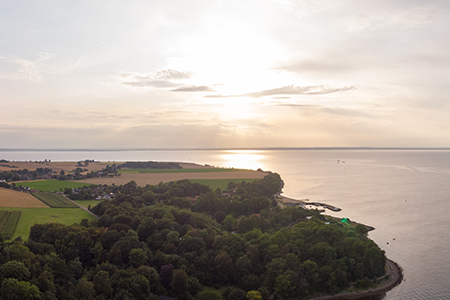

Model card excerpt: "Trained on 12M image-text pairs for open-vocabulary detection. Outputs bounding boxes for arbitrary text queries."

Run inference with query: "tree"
[170,269,188,300]
[223,215,235,231]
[246,290,262,300]
[1,278,42,300]
[1,261,30,281]
[159,264,174,290]
[129,248,148,268]
[72,278,95,300]
[198,290,221,300]
[214,251,233,284]
[94,270,112,297]
[226,288,246,300]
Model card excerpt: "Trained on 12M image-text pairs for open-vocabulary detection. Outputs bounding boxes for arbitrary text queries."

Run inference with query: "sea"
[1,149,450,300]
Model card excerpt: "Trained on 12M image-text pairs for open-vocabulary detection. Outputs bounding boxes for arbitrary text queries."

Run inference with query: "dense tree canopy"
[0,172,385,299]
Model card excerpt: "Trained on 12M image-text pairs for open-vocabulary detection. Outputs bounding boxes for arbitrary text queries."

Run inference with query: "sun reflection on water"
[219,150,267,170]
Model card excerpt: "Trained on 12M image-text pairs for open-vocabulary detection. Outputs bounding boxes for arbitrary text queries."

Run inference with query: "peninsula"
[0,160,401,300]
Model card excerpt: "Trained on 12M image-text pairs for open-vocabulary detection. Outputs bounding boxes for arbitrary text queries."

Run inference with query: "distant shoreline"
[2,147,450,152]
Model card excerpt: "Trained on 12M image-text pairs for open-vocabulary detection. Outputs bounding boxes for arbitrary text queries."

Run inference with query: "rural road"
[63,195,99,219]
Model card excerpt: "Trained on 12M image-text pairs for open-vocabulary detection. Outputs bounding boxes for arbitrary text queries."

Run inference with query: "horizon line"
[2,147,450,152]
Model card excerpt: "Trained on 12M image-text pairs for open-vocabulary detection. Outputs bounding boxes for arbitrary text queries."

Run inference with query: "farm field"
[0,207,96,241]
[80,171,267,186]
[0,187,49,208]
[32,192,79,208]
[19,180,93,192]
[0,161,108,173]
[189,178,261,191]
[0,211,21,239]
[118,168,248,174]
[0,161,210,173]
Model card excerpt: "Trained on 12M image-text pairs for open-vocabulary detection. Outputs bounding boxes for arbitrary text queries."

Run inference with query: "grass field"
[32,192,79,208]
[19,180,93,192]
[188,178,260,191]
[0,211,21,240]
[80,171,267,187]
[0,207,96,241]
[118,168,247,174]
[74,200,101,209]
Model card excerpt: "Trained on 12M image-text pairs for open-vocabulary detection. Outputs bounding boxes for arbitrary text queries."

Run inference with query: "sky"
[1,0,450,149]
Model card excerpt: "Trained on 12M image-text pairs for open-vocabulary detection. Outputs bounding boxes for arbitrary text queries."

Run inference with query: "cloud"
[270,102,374,118]
[120,69,194,88]
[275,0,338,18]
[122,80,180,88]
[0,52,55,81]
[277,60,353,75]
[206,85,355,98]
[247,85,355,97]
[171,85,215,92]
[341,7,439,32]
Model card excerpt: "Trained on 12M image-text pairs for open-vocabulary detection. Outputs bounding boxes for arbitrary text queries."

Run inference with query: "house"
[185,196,198,203]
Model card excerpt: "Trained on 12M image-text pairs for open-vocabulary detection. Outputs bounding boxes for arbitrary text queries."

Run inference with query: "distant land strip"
[2,147,450,151]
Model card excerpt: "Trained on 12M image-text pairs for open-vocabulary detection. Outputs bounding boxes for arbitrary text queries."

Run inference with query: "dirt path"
[63,196,99,219]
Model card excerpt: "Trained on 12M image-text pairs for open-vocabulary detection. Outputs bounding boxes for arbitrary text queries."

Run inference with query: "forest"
[0,172,386,300]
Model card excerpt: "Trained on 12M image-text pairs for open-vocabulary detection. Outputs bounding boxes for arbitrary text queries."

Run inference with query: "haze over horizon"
[2,0,450,149]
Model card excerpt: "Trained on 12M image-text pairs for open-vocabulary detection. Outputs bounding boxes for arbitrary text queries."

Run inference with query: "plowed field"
[0,188,49,208]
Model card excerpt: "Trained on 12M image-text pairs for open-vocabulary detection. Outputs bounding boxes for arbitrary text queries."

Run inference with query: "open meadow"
[189,178,261,191]
[0,207,96,241]
[19,180,93,192]
[80,170,267,186]
[0,187,94,240]
[118,168,249,174]
[74,200,101,209]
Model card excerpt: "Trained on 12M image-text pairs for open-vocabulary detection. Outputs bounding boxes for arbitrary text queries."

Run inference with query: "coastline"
[277,194,403,299]
[277,194,341,212]
[308,259,403,300]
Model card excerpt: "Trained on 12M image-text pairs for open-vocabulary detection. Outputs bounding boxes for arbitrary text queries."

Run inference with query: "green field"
[188,178,260,191]
[0,207,96,241]
[32,192,79,208]
[74,200,101,209]
[19,180,93,192]
[0,211,21,240]
[118,168,247,174]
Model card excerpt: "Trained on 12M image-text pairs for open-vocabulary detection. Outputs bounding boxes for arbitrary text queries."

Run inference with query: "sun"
[166,16,285,96]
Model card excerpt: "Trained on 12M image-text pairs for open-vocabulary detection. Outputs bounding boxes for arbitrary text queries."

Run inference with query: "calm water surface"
[2,149,450,299]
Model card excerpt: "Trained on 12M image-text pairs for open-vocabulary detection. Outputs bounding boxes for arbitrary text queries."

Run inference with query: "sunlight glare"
[220,150,267,170]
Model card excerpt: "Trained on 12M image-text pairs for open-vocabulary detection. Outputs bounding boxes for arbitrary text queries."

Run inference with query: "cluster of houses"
[68,185,118,201]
